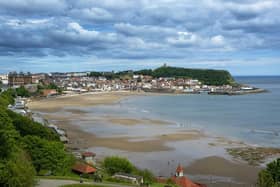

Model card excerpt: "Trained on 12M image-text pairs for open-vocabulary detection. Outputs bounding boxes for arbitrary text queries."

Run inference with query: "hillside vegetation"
[0,89,74,187]
[89,66,235,86]
[135,66,235,85]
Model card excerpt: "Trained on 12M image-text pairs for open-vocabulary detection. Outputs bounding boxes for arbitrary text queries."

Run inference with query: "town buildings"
[2,70,253,97]
[8,72,32,87]
[0,74,8,85]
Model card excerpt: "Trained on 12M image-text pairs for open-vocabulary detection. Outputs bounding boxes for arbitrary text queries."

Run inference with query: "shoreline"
[27,91,275,185]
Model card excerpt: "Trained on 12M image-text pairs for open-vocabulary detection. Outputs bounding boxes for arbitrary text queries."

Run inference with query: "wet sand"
[186,156,261,186]
[42,117,205,152]
[107,117,172,126]
[28,92,262,185]
[28,91,138,112]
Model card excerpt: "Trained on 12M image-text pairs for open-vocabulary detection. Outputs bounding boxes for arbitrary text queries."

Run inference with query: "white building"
[82,152,96,165]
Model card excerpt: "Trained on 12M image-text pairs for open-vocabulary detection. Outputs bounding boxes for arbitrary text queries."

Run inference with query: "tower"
[175,164,184,177]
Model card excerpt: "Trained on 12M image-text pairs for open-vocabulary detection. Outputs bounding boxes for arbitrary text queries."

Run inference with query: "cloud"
[0,0,67,15]
[0,0,279,74]
[211,35,225,46]
[70,7,113,22]
[166,31,201,47]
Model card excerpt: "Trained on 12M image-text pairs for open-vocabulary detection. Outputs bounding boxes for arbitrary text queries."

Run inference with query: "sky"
[0,0,279,75]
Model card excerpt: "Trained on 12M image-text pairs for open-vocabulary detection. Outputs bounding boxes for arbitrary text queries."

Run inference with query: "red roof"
[72,162,96,174]
[172,176,205,187]
[176,164,184,173]
[156,177,167,183]
[82,152,96,157]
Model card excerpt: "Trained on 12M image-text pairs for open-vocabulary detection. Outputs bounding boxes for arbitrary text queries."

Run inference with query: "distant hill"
[134,66,235,85]
[89,66,235,86]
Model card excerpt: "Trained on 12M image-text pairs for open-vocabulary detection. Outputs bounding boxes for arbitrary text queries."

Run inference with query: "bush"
[22,135,74,175]
[0,150,36,187]
[133,168,155,184]
[7,111,59,141]
[258,158,280,187]
[103,156,134,175]
[15,86,30,97]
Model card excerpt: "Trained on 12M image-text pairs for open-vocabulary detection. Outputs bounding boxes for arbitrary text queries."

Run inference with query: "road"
[37,179,133,187]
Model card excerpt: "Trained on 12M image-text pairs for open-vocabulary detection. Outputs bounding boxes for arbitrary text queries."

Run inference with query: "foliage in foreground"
[0,103,36,187]
[60,184,107,187]
[103,156,155,184]
[258,158,280,187]
[0,90,74,186]
[22,135,75,175]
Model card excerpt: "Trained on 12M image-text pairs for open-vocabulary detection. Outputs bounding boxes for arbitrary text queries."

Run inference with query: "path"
[37,179,133,187]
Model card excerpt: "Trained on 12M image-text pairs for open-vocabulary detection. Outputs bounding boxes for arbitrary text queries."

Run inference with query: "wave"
[250,129,279,136]
[141,109,150,113]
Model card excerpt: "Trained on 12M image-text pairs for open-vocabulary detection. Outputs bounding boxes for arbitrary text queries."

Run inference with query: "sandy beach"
[28,91,264,186]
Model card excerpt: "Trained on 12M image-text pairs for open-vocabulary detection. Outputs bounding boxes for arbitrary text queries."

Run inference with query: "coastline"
[27,91,271,185]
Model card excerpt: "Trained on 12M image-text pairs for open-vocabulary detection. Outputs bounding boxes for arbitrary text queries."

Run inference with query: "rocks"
[227,147,280,166]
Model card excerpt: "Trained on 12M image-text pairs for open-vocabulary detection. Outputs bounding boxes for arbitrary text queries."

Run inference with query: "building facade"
[8,72,32,86]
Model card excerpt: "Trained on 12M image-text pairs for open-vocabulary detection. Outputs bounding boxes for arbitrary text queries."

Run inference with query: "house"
[42,89,57,97]
[72,162,96,174]
[8,72,32,86]
[113,173,144,185]
[14,98,26,109]
[0,74,8,85]
[171,164,206,187]
[82,152,96,165]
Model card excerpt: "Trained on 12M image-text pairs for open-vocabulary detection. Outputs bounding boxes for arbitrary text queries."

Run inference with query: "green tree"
[15,86,30,97]
[0,150,35,187]
[151,66,235,85]
[0,89,16,106]
[258,158,280,187]
[103,156,134,175]
[7,111,59,141]
[22,135,74,175]
[133,169,155,184]
[0,107,19,159]
[0,104,35,186]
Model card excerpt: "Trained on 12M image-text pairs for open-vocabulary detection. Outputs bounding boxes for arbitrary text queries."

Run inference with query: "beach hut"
[72,162,96,175]
[82,152,96,165]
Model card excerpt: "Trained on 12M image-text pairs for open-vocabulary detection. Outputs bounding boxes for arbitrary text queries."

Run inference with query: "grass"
[151,183,178,187]
[60,185,107,187]
[37,175,137,187]
[150,183,167,187]
[36,175,91,182]
[60,183,172,187]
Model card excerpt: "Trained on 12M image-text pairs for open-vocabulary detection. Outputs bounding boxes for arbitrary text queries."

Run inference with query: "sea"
[83,76,280,148]
[73,76,280,180]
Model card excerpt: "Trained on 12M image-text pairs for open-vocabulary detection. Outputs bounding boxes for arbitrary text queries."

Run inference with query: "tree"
[103,156,134,175]
[0,102,35,186]
[22,135,74,175]
[258,158,280,187]
[15,86,30,97]
[8,111,59,141]
[133,169,155,184]
[151,66,235,85]
[0,150,35,187]
[0,107,19,159]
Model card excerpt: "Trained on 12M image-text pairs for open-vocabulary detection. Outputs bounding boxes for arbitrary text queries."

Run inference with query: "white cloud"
[70,7,113,21]
[211,35,225,46]
[166,31,201,47]
[0,0,67,13]
[0,0,279,73]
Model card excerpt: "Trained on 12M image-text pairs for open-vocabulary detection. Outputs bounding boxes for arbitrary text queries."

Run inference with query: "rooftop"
[72,162,96,174]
